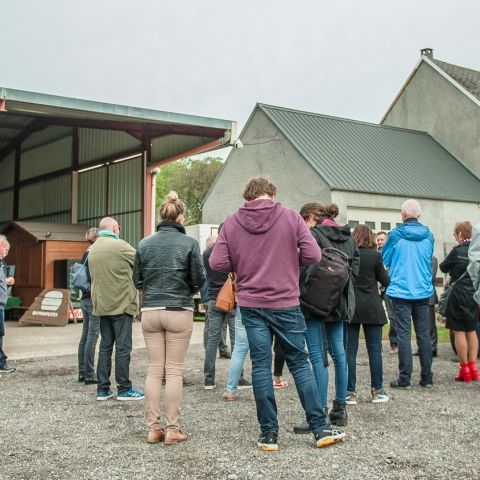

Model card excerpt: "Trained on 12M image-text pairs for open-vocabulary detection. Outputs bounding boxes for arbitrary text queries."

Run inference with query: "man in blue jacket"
[382,199,434,389]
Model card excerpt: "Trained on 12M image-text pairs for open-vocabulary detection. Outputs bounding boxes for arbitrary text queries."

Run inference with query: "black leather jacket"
[133,221,206,308]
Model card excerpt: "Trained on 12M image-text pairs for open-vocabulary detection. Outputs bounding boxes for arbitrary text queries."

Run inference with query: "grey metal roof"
[0,221,90,241]
[432,59,480,101]
[258,104,480,202]
[0,86,236,159]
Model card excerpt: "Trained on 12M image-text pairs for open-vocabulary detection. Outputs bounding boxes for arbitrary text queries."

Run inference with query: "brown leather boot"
[147,428,165,444]
[165,426,188,445]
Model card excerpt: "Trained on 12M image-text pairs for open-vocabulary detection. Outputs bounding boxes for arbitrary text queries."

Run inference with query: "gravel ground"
[1,341,479,480]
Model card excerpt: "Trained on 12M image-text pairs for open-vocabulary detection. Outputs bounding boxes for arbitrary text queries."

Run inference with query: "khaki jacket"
[88,235,138,317]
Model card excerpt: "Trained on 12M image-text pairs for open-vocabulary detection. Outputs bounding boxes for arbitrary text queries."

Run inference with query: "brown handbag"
[215,273,236,312]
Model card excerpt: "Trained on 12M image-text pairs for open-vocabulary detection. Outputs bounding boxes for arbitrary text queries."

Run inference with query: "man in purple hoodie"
[210,177,346,451]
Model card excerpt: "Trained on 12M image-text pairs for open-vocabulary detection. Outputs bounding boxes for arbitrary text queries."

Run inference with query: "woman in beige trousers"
[133,191,206,445]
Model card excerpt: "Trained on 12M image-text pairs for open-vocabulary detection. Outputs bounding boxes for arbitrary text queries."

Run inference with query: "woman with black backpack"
[294,203,359,433]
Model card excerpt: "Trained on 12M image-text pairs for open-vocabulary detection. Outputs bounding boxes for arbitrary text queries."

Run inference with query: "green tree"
[155,157,223,225]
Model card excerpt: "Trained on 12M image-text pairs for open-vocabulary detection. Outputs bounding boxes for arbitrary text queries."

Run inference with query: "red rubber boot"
[455,363,472,382]
[468,361,479,381]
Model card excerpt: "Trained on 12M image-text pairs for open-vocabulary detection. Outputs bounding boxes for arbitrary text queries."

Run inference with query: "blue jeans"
[204,300,235,383]
[305,319,348,405]
[226,307,250,393]
[390,297,433,385]
[345,323,384,392]
[0,308,7,368]
[97,313,133,393]
[240,306,327,434]
[78,298,100,380]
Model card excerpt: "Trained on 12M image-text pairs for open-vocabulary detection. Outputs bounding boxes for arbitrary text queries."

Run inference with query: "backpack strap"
[311,227,333,249]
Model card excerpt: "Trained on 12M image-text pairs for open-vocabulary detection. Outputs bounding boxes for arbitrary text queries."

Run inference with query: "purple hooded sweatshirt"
[209,199,321,308]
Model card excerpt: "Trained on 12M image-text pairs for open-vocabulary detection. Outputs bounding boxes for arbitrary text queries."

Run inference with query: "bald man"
[382,200,434,390]
[88,217,144,401]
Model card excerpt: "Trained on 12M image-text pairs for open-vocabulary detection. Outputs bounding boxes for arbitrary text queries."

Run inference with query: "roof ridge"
[257,103,430,136]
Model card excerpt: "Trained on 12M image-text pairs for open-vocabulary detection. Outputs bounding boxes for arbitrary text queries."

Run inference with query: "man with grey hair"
[382,199,435,389]
[88,217,144,401]
[0,235,16,373]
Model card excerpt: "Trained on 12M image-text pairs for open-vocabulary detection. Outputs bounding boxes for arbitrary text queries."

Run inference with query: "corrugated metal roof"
[258,104,480,202]
[0,221,89,241]
[432,59,480,101]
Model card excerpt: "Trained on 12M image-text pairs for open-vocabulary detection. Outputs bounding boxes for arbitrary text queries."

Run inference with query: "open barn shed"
[0,87,237,248]
[0,221,89,306]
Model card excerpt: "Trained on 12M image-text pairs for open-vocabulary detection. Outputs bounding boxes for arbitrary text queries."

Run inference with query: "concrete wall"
[383,60,480,178]
[331,190,480,261]
[202,109,331,223]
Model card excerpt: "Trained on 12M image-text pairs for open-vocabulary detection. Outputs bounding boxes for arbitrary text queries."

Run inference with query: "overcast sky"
[2,0,480,157]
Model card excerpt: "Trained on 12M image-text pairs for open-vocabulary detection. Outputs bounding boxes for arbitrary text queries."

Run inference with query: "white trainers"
[346,392,357,405]
[371,388,389,403]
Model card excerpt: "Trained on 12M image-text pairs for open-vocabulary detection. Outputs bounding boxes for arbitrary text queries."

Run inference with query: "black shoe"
[183,376,195,386]
[419,381,434,388]
[314,428,346,448]
[329,400,348,427]
[293,421,311,434]
[293,407,329,434]
[389,379,412,390]
[204,380,216,390]
[257,432,278,452]
[219,350,231,359]
[84,379,98,385]
[78,376,85,383]
[237,378,252,389]
[432,351,438,358]
[0,365,16,374]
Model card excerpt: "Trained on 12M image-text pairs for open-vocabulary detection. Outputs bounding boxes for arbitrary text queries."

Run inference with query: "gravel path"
[1,342,479,480]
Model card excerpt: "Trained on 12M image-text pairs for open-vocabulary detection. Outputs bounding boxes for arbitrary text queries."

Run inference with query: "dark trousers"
[240,306,327,434]
[0,308,7,368]
[78,298,100,380]
[273,335,286,377]
[345,323,384,392]
[390,297,433,385]
[384,296,398,348]
[97,313,133,393]
[204,301,235,383]
[428,305,438,353]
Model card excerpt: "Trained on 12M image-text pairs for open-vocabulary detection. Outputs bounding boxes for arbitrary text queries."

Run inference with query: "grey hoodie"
[468,223,480,304]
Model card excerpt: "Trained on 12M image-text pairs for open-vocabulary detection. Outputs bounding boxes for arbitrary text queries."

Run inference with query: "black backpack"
[300,229,350,318]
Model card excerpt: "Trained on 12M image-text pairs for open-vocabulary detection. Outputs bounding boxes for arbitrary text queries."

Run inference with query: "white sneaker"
[371,388,389,403]
[346,392,357,405]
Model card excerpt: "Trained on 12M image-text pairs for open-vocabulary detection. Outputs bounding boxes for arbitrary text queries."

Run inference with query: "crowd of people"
[1,177,480,452]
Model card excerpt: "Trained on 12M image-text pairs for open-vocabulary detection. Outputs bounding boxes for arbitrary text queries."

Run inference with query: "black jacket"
[133,221,206,308]
[439,242,477,325]
[352,248,389,325]
[304,223,360,322]
[203,247,229,301]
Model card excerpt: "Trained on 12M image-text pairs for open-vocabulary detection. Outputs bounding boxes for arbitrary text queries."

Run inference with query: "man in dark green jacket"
[89,217,144,401]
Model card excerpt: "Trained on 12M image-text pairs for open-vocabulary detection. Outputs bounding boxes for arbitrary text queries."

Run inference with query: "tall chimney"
[420,48,434,59]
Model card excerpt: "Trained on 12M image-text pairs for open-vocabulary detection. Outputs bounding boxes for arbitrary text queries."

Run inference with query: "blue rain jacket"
[382,219,434,300]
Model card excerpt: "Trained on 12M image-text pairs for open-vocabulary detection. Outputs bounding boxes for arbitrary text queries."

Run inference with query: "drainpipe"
[151,167,160,234]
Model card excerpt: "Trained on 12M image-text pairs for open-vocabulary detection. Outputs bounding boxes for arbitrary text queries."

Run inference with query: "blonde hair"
[85,227,98,243]
[159,191,186,221]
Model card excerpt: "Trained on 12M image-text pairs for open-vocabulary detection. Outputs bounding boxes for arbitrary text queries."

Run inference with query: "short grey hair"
[98,217,118,230]
[401,199,422,219]
[206,235,217,249]
[0,234,10,248]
